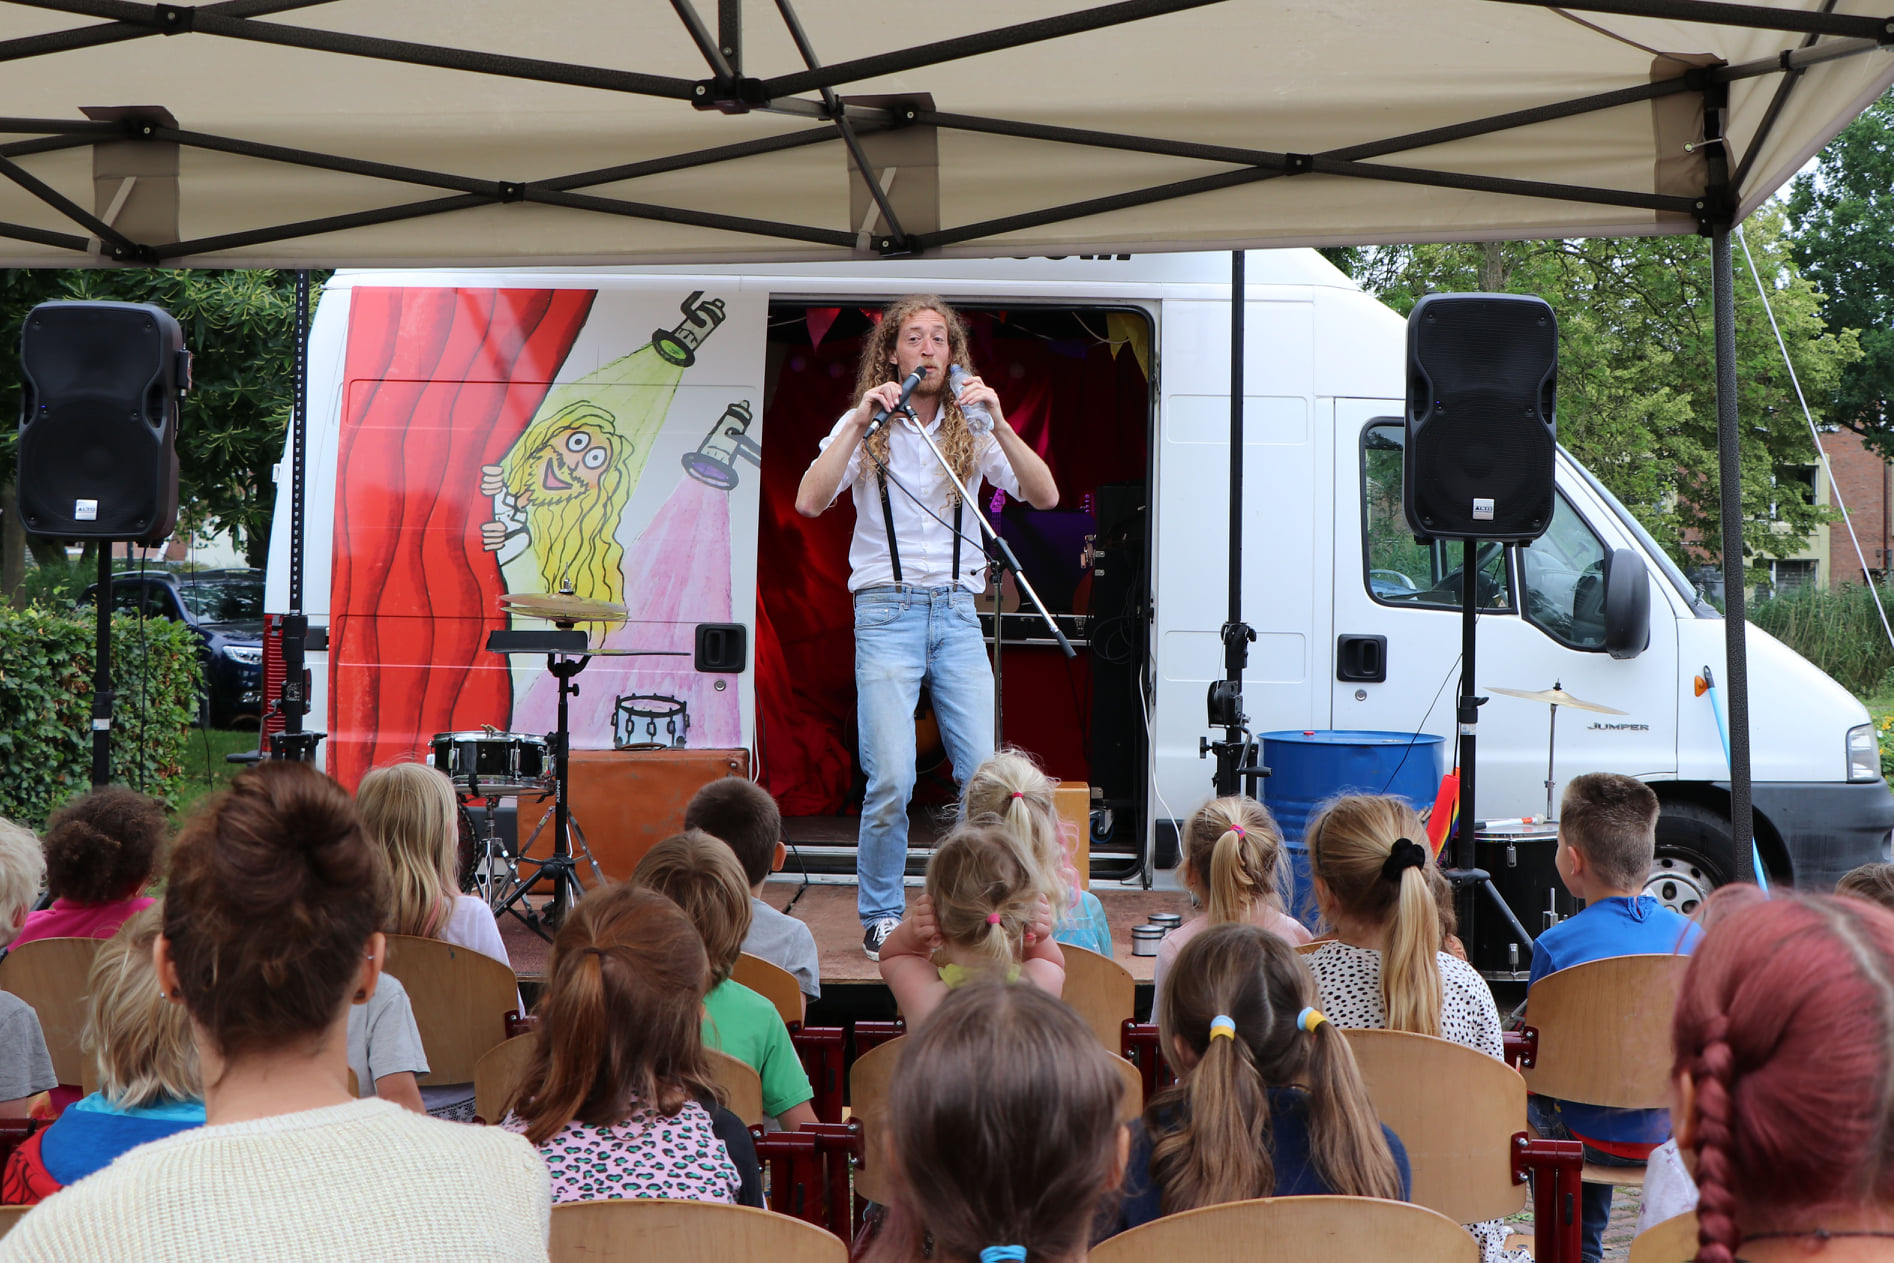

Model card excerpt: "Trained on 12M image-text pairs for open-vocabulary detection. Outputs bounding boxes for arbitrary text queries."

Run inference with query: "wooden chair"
[1109,1052,1143,1123]
[474,1031,539,1124]
[0,937,102,1085]
[0,1204,27,1239]
[1628,1212,1698,1263]
[549,1198,845,1262]
[1343,1028,1527,1225]
[1060,944,1135,1052]
[380,934,521,1086]
[710,1048,765,1128]
[732,953,804,1027]
[1522,953,1689,1189]
[1090,1195,1478,1263]
[846,1033,903,1206]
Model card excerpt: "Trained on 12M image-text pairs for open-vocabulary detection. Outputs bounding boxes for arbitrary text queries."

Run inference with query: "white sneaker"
[863,917,901,961]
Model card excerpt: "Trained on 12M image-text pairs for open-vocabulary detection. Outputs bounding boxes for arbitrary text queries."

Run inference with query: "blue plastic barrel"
[1260,730,1445,926]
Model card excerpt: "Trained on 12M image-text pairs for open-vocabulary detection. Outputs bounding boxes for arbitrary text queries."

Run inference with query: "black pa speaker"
[18,301,187,542]
[1403,293,1557,541]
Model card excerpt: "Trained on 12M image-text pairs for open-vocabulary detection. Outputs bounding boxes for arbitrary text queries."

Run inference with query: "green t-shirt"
[702,979,814,1119]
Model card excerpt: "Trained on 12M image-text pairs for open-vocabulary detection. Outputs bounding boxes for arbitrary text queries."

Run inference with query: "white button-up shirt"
[815,409,1021,594]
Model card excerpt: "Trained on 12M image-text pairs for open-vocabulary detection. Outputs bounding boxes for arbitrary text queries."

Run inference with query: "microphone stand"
[905,406,1076,666]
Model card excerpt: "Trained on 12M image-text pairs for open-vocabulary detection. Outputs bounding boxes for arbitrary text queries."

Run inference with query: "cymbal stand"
[1543,686,1562,826]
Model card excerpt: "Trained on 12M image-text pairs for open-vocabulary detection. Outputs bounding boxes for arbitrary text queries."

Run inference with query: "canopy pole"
[1711,226,1755,881]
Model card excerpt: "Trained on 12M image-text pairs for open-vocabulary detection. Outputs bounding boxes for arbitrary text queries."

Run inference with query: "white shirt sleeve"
[813,412,867,510]
[975,432,1022,499]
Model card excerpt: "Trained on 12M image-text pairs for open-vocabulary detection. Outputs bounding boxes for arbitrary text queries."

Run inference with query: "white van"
[267,250,1893,917]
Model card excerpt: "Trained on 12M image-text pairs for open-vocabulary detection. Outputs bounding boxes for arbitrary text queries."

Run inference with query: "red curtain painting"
[330,288,595,790]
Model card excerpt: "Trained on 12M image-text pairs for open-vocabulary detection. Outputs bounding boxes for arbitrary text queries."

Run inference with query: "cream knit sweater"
[0,1097,550,1261]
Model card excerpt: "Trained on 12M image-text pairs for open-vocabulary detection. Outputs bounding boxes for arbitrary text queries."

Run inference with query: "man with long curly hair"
[795,296,1057,959]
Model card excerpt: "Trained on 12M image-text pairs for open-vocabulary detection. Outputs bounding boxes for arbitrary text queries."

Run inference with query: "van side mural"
[331,286,761,790]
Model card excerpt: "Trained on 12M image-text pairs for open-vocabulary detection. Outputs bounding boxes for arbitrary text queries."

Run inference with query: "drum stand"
[485,630,606,938]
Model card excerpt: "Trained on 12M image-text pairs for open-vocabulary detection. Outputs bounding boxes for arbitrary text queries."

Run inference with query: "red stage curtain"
[330,288,595,789]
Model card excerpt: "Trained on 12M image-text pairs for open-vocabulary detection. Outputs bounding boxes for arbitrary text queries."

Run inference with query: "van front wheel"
[1649,800,1734,917]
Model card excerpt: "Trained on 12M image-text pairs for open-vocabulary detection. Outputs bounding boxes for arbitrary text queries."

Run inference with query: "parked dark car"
[81,569,265,728]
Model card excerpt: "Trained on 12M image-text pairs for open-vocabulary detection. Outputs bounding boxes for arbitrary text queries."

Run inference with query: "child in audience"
[357,761,512,1121]
[1671,888,1894,1262]
[961,748,1113,957]
[1154,796,1310,998]
[1304,794,1499,1048]
[502,883,761,1207]
[15,787,164,946]
[631,831,816,1130]
[1526,773,1702,1263]
[345,972,427,1114]
[0,761,548,1261]
[1108,923,1406,1235]
[868,980,1127,1263]
[0,821,55,1117]
[3,905,202,1203]
[1836,860,1894,911]
[875,825,1066,1028]
[1301,795,1516,1262]
[683,777,820,1010]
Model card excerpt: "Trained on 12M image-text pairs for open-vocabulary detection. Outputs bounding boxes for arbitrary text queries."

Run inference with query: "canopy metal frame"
[4,0,1885,876]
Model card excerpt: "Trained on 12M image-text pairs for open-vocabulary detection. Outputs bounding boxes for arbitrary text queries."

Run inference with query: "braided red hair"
[1674,889,1894,1259]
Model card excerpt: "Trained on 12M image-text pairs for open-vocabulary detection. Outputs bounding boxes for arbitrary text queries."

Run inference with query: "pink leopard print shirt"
[503,1098,741,1205]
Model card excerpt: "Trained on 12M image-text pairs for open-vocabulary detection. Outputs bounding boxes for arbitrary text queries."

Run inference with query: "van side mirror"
[1603,548,1650,660]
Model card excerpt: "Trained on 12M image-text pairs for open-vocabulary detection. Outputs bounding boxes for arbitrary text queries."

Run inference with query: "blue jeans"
[854,586,995,925]
[1526,1096,1648,1263]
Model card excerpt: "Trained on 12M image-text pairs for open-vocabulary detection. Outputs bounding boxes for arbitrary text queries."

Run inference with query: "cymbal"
[499,592,628,624]
[1485,684,1628,716]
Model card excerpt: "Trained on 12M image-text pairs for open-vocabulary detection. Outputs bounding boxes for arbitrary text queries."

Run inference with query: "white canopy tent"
[4,0,1891,873]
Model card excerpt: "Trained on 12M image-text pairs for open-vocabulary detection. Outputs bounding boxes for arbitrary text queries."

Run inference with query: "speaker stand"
[90,548,114,788]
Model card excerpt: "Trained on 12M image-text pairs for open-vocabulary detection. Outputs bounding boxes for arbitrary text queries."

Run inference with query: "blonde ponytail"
[1184,797,1286,926]
[927,825,1039,974]
[1384,856,1444,1036]
[961,749,1071,921]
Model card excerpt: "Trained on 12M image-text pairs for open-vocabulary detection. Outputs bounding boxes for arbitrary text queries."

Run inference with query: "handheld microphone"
[867,366,930,436]
[947,364,994,436]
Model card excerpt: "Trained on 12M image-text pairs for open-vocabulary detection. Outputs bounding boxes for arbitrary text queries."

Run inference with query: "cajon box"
[1054,783,1091,890]
[520,749,750,883]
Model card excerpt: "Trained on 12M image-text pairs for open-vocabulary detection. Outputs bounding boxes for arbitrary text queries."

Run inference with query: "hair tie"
[1208,1014,1236,1041]
[579,946,606,959]
[1230,825,1246,838]
[980,1249,1028,1263]
[1297,1007,1328,1033]
[986,913,1002,925]
[1010,791,1025,799]
[1380,837,1427,884]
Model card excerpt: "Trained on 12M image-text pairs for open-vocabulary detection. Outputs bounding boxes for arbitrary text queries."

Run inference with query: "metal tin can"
[1131,924,1165,956]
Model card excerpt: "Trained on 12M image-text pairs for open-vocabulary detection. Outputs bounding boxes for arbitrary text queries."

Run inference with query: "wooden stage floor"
[498,880,1194,986]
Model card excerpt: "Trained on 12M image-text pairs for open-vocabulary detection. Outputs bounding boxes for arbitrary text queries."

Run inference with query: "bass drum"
[1462,825,1579,982]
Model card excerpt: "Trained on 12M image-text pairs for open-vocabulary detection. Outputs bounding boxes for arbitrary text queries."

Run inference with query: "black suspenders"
[876,443,965,588]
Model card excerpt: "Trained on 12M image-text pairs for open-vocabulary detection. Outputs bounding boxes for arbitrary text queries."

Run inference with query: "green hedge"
[0,607,204,826]
[1749,583,1894,699]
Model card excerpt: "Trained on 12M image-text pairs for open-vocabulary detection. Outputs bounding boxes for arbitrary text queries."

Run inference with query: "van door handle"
[1337,635,1387,683]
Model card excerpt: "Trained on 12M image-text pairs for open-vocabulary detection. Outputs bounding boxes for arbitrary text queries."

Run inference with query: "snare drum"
[430,731,549,796]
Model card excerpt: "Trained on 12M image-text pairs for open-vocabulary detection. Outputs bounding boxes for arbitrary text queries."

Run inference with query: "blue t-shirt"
[1527,895,1702,1148]
[1110,1088,1411,1234]
[39,1092,206,1186]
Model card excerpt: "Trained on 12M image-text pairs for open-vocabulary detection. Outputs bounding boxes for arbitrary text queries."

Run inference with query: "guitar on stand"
[482,589,687,937]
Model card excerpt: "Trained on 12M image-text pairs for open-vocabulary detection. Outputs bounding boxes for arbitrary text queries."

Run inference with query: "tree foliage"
[2,268,321,566]
[1327,216,1859,581]
[1787,88,1894,456]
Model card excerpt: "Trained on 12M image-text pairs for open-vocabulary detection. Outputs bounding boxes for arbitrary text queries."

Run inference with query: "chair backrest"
[1110,1052,1143,1123]
[709,1048,764,1128]
[847,1033,904,1206]
[549,1198,846,1262]
[1342,1027,1528,1224]
[1294,940,1327,955]
[732,953,803,1028]
[1628,1211,1699,1263]
[1060,945,1135,1052]
[0,1204,27,1239]
[1089,1195,1478,1263]
[474,1031,540,1124]
[380,934,521,1084]
[1522,954,1689,1109]
[0,937,103,1085]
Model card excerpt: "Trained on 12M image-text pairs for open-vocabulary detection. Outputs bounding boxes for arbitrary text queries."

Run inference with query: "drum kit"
[437,587,686,937]
[1467,680,1628,982]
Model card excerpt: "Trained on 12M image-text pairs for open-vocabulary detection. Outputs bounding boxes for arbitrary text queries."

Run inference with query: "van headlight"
[222,644,263,666]
[1848,723,1880,783]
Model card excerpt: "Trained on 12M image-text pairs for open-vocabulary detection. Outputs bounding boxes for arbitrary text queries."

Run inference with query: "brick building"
[1823,427,1894,587]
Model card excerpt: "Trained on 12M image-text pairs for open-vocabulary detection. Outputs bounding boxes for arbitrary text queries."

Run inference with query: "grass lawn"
[171,726,262,821]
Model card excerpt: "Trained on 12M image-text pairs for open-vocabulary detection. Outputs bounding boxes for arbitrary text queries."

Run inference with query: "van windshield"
[1560,451,1705,613]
